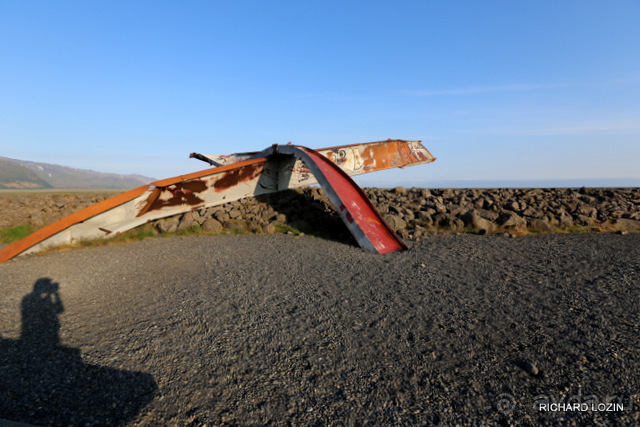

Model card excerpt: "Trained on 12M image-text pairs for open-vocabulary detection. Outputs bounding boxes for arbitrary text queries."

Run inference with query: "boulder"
[214,211,230,223]
[178,212,200,230]
[223,219,249,231]
[481,210,500,222]
[202,218,223,233]
[433,213,464,232]
[416,211,432,223]
[376,204,390,215]
[522,206,543,218]
[497,211,527,230]
[461,210,496,233]
[575,214,595,227]
[558,211,574,228]
[504,201,520,212]
[265,222,278,234]
[383,214,407,232]
[442,189,455,199]
[155,217,179,234]
[228,208,242,219]
[434,202,447,214]
[393,186,407,195]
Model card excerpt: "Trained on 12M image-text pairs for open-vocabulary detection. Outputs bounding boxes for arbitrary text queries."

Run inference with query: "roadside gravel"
[1,233,639,425]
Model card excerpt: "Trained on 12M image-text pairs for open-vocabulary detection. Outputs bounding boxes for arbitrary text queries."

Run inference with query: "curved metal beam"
[269,145,408,254]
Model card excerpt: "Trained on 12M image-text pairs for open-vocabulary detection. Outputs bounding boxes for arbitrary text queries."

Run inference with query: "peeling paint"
[144,180,208,213]
[213,163,264,192]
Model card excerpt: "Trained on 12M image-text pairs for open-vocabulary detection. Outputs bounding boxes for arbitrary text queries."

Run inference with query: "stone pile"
[0,192,114,230]
[1,187,639,239]
[151,188,351,241]
[151,186,640,239]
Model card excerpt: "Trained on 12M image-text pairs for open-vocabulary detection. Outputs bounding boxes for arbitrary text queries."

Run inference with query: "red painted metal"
[274,145,408,254]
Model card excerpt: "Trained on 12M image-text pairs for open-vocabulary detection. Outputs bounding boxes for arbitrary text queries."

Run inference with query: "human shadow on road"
[0,278,157,426]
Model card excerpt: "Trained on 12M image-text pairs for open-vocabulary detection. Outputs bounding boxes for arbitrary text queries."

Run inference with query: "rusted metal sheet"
[0,140,435,263]
[193,139,435,187]
[273,145,408,254]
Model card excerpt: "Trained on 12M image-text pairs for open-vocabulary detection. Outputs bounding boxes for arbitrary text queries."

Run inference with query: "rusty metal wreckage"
[0,140,436,264]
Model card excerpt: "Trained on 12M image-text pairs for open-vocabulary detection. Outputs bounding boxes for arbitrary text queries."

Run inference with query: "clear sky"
[1,1,639,187]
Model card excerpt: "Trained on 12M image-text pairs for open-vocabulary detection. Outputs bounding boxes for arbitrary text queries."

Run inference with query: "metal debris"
[0,140,435,262]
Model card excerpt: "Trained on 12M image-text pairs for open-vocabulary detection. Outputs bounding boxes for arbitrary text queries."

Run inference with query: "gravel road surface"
[1,233,639,426]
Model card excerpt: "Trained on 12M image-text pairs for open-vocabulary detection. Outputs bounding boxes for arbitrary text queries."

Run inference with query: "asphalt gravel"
[1,233,639,426]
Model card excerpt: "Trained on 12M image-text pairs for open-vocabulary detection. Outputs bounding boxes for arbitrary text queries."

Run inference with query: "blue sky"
[1,1,639,187]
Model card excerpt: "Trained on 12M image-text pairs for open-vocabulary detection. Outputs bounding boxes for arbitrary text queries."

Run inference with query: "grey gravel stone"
[2,233,639,425]
[523,361,539,376]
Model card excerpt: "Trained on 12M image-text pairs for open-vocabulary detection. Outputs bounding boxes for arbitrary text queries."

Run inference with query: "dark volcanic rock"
[383,214,407,232]
[461,209,496,233]
[2,188,639,242]
[497,211,527,230]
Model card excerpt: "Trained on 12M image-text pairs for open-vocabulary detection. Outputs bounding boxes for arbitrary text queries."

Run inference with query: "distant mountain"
[0,156,156,189]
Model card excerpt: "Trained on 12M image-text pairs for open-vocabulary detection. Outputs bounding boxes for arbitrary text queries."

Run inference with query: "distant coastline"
[359,179,640,189]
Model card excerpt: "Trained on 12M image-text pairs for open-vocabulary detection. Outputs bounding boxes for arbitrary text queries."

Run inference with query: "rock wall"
[1,187,639,239]
[0,192,115,230]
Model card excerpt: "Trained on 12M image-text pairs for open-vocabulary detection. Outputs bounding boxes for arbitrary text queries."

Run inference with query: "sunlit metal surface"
[0,140,435,262]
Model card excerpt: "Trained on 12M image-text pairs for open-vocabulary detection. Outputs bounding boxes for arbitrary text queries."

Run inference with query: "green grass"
[175,225,204,236]
[274,223,303,235]
[74,227,158,248]
[0,224,35,244]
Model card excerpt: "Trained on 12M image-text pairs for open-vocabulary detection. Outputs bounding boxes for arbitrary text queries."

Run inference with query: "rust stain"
[359,140,425,171]
[397,142,420,164]
[141,179,208,214]
[213,163,263,192]
[98,227,112,235]
[136,188,162,217]
[362,143,393,171]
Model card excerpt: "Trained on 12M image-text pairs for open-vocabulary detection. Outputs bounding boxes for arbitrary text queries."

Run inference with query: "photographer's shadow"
[0,278,157,426]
